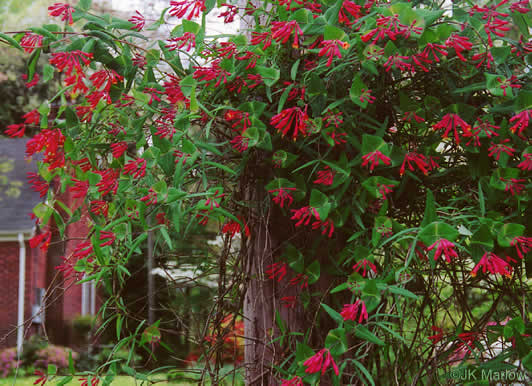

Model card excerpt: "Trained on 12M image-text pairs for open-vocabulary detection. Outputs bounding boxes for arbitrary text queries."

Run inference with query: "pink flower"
[99,231,115,247]
[488,139,516,160]
[48,3,75,25]
[313,166,334,185]
[400,152,429,176]
[312,218,335,238]
[377,183,395,200]
[340,300,368,323]
[290,206,319,227]
[318,40,349,67]
[289,273,309,289]
[128,10,145,31]
[271,106,309,140]
[426,239,458,263]
[266,262,288,282]
[517,153,532,171]
[359,88,375,104]
[271,20,303,48]
[281,376,303,386]
[123,158,147,179]
[29,231,52,252]
[219,3,238,23]
[471,252,513,278]
[511,236,532,259]
[27,172,49,198]
[268,187,297,208]
[140,188,157,206]
[303,348,339,376]
[352,259,377,277]
[230,135,249,152]
[110,142,128,158]
[445,34,473,61]
[166,33,196,52]
[20,33,43,53]
[502,178,526,196]
[428,326,444,344]
[509,109,531,138]
[169,0,206,20]
[361,150,391,171]
[433,113,470,144]
[70,178,89,199]
[5,124,25,138]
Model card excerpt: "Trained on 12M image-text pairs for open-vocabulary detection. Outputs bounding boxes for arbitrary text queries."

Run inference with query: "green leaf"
[48,364,57,375]
[182,19,201,34]
[325,328,348,356]
[309,189,331,220]
[159,227,173,249]
[306,260,320,284]
[290,59,300,81]
[470,225,494,262]
[349,75,369,109]
[0,32,22,50]
[361,134,389,155]
[321,303,344,324]
[352,360,375,386]
[78,0,92,11]
[496,223,524,247]
[418,222,459,245]
[386,285,418,300]
[355,325,384,346]
[256,66,280,87]
[324,25,346,41]
[420,190,436,227]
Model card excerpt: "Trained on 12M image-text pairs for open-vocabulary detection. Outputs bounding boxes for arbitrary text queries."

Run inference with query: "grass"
[0,376,194,385]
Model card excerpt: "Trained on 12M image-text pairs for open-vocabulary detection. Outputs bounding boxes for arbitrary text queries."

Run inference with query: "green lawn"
[0,376,193,385]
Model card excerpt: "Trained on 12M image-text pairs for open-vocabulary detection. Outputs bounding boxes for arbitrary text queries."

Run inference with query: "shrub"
[0,348,19,377]
[34,345,78,371]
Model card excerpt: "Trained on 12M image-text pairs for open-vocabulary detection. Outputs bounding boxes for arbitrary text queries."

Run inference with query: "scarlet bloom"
[48,3,75,25]
[352,259,377,277]
[377,183,395,200]
[166,33,196,52]
[29,231,52,252]
[362,150,391,171]
[359,88,375,104]
[471,252,513,278]
[289,273,309,289]
[27,172,49,198]
[110,142,127,158]
[5,124,25,138]
[140,188,157,206]
[280,296,297,308]
[266,262,288,282]
[250,31,272,50]
[340,300,368,323]
[290,206,319,227]
[219,3,238,23]
[99,231,115,247]
[403,111,425,123]
[502,178,526,196]
[318,40,349,67]
[22,73,40,88]
[73,241,94,260]
[128,10,145,31]
[400,152,429,176]
[271,106,309,140]
[268,187,296,208]
[487,139,516,160]
[70,178,89,199]
[509,109,531,138]
[517,153,532,171]
[34,370,48,386]
[95,169,119,196]
[123,158,147,179]
[230,136,249,152]
[271,20,303,48]
[433,113,470,144]
[303,348,339,376]
[49,51,93,75]
[169,0,206,20]
[90,69,123,92]
[90,200,109,217]
[426,239,458,263]
[20,33,43,54]
[281,376,303,386]
[428,326,444,344]
[511,236,532,259]
[222,218,250,238]
[312,218,335,238]
[445,34,473,61]
[338,0,362,26]
[313,166,334,186]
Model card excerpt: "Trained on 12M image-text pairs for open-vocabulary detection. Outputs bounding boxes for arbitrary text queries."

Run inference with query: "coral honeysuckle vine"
[1,0,531,384]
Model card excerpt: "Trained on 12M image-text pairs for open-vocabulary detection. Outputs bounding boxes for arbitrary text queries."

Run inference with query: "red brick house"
[0,139,97,351]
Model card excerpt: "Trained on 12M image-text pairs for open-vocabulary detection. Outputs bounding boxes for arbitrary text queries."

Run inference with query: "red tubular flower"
[280,296,297,308]
[34,370,48,386]
[377,183,395,200]
[318,40,349,67]
[445,34,473,61]
[20,33,43,53]
[509,109,531,137]
[99,231,115,247]
[29,231,51,252]
[164,75,190,107]
[485,18,510,46]
[361,150,391,171]
[422,43,448,62]
[281,376,303,386]
[123,158,147,179]
[403,111,425,123]
[48,3,75,25]
[271,20,303,48]
[70,178,89,199]
[340,300,368,323]
[433,113,471,144]
[140,188,157,206]
[289,273,309,289]
[428,326,444,345]
[204,190,224,210]
[250,31,272,50]
[96,169,119,196]
[268,187,296,208]
[26,128,65,170]
[90,200,109,217]
[312,218,334,238]
[49,51,93,76]
[5,124,25,138]
[359,88,375,104]
[471,252,513,278]
[107,143,127,160]
[166,33,196,52]
[230,135,249,153]
[128,10,145,31]
[487,139,516,160]
[303,348,339,376]
[517,153,532,171]
[90,69,123,93]
[27,172,49,198]
[400,152,429,176]
[290,206,319,227]
[266,262,288,282]
[352,259,377,277]
[271,106,309,140]
[71,158,92,172]
[472,51,494,69]
[236,51,260,70]
[313,166,334,186]
[361,15,402,44]
[22,73,40,88]
[23,109,40,125]
[193,60,229,87]
[169,0,206,20]
[426,239,458,263]
[473,118,500,138]
[511,236,532,259]
[219,3,238,23]
[383,54,412,72]
[510,1,531,13]
[73,241,94,260]
[144,87,164,105]
[222,218,250,238]
[339,0,362,26]
[502,178,526,196]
